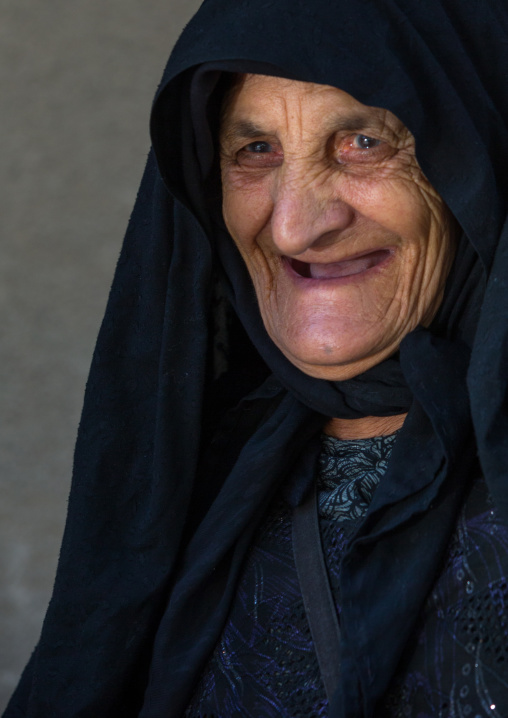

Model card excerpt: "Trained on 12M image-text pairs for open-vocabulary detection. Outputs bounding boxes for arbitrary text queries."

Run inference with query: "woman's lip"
[288,248,393,280]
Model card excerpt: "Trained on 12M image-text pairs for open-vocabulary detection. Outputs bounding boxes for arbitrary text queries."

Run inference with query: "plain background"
[0,0,202,709]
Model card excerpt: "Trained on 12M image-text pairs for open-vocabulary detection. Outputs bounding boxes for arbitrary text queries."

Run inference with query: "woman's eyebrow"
[220,120,267,144]
[331,113,383,132]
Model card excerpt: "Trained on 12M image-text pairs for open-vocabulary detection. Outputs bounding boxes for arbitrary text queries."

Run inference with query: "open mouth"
[288,248,393,279]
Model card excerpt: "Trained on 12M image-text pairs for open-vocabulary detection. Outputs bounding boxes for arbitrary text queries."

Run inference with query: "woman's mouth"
[288,248,393,279]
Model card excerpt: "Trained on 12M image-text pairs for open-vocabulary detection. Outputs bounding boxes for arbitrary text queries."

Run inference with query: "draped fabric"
[4,1,508,717]
[184,433,399,718]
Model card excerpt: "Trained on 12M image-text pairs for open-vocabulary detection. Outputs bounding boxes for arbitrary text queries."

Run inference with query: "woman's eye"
[353,135,381,150]
[335,133,394,164]
[235,140,283,168]
[244,141,273,153]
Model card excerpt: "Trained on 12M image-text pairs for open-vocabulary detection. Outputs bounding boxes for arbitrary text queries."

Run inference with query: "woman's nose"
[270,166,355,256]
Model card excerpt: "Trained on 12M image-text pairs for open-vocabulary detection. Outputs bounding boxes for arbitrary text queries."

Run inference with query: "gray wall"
[0,0,201,709]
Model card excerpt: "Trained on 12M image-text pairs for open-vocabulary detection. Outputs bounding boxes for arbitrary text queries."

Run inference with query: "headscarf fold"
[5,1,508,717]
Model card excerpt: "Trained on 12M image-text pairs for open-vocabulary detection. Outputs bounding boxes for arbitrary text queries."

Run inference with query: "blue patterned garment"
[185,434,508,718]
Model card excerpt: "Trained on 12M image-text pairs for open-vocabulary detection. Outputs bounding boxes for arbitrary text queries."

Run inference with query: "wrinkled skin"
[220,74,457,387]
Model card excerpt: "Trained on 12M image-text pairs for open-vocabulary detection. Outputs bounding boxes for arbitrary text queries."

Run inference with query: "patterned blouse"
[185,433,508,717]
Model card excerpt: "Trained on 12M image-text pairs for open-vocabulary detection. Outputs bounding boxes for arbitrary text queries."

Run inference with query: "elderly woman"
[5,0,508,716]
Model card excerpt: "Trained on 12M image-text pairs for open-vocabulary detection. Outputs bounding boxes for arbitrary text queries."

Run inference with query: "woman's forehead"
[220,73,406,143]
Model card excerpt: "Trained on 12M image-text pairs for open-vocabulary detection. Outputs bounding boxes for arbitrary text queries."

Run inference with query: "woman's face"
[220,74,456,381]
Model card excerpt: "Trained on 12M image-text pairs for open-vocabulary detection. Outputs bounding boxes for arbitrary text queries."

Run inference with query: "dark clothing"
[185,434,396,717]
[186,435,508,718]
[5,0,508,716]
[382,476,508,717]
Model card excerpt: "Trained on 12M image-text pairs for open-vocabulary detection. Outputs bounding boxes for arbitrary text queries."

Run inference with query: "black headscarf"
[5,1,508,717]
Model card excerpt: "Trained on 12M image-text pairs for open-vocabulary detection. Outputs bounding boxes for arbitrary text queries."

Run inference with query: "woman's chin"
[272,328,395,381]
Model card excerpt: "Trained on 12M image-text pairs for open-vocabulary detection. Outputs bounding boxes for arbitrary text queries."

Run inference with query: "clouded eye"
[335,133,395,165]
[245,141,273,153]
[353,135,381,150]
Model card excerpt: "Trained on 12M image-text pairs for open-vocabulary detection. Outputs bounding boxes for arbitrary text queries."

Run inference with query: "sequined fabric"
[380,477,508,717]
[184,434,508,717]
